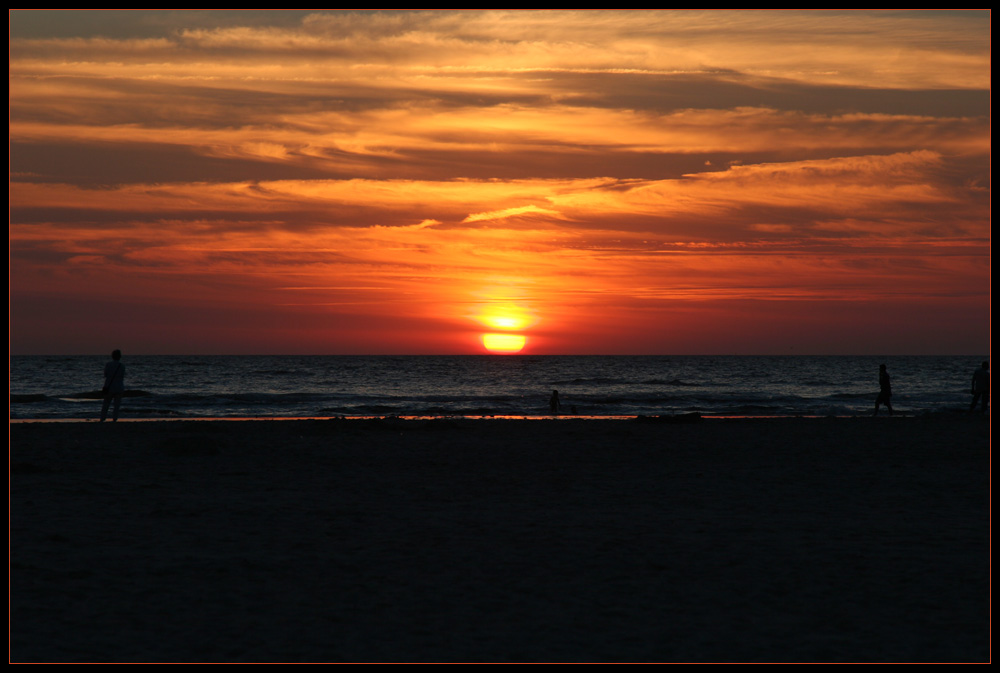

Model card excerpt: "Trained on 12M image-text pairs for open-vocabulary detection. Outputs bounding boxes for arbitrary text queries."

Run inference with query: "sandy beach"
[9,416,990,663]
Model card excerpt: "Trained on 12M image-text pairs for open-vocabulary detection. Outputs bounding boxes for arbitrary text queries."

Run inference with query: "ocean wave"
[551,377,624,386]
[10,394,48,404]
[639,379,697,386]
[12,390,156,402]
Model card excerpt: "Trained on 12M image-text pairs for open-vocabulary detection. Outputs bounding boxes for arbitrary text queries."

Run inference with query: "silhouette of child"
[549,389,561,414]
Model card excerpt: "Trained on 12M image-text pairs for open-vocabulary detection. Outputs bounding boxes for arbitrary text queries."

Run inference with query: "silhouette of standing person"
[969,361,989,413]
[549,389,561,414]
[100,349,126,422]
[873,363,893,416]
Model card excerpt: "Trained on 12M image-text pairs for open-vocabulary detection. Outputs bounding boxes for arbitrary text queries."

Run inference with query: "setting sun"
[482,333,527,354]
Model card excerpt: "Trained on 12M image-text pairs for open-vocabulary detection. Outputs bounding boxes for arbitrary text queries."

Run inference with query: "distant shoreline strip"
[9,413,951,424]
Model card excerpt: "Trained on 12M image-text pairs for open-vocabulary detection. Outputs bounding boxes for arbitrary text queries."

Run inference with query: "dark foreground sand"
[9,416,990,663]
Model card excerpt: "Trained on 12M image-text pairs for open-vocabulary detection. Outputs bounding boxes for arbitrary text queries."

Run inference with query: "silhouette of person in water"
[969,361,989,413]
[100,349,126,422]
[873,363,893,416]
[549,389,561,414]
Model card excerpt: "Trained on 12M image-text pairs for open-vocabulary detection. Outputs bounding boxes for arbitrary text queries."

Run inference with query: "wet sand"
[9,416,990,663]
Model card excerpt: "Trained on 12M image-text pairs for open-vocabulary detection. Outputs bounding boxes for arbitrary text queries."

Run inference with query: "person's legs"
[100,395,111,422]
[112,395,122,421]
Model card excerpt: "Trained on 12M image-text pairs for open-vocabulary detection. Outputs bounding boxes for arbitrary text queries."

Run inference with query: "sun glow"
[482,333,527,353]
[474,296,536,353]
[476,302,535,332]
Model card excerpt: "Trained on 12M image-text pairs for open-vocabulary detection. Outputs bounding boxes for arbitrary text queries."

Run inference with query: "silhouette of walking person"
[549,389,561,414]
[873,363,893,416]
[969,361,989,413]
[100,349,126,422]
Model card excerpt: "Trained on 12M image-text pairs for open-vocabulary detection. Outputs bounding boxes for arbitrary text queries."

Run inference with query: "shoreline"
[11,415,990,662]
[9,410,985,423]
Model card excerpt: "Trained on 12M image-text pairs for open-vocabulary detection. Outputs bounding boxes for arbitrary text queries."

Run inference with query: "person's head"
[879,364,886,371]
[112,349,121,361]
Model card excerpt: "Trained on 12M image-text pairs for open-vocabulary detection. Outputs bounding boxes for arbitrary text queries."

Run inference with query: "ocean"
[8,354,987,420]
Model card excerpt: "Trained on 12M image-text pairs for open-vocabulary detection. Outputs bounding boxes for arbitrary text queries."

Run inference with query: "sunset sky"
[9,10,991,355]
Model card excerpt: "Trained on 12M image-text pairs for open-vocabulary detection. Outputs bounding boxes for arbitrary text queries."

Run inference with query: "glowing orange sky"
[9,10,991,355]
